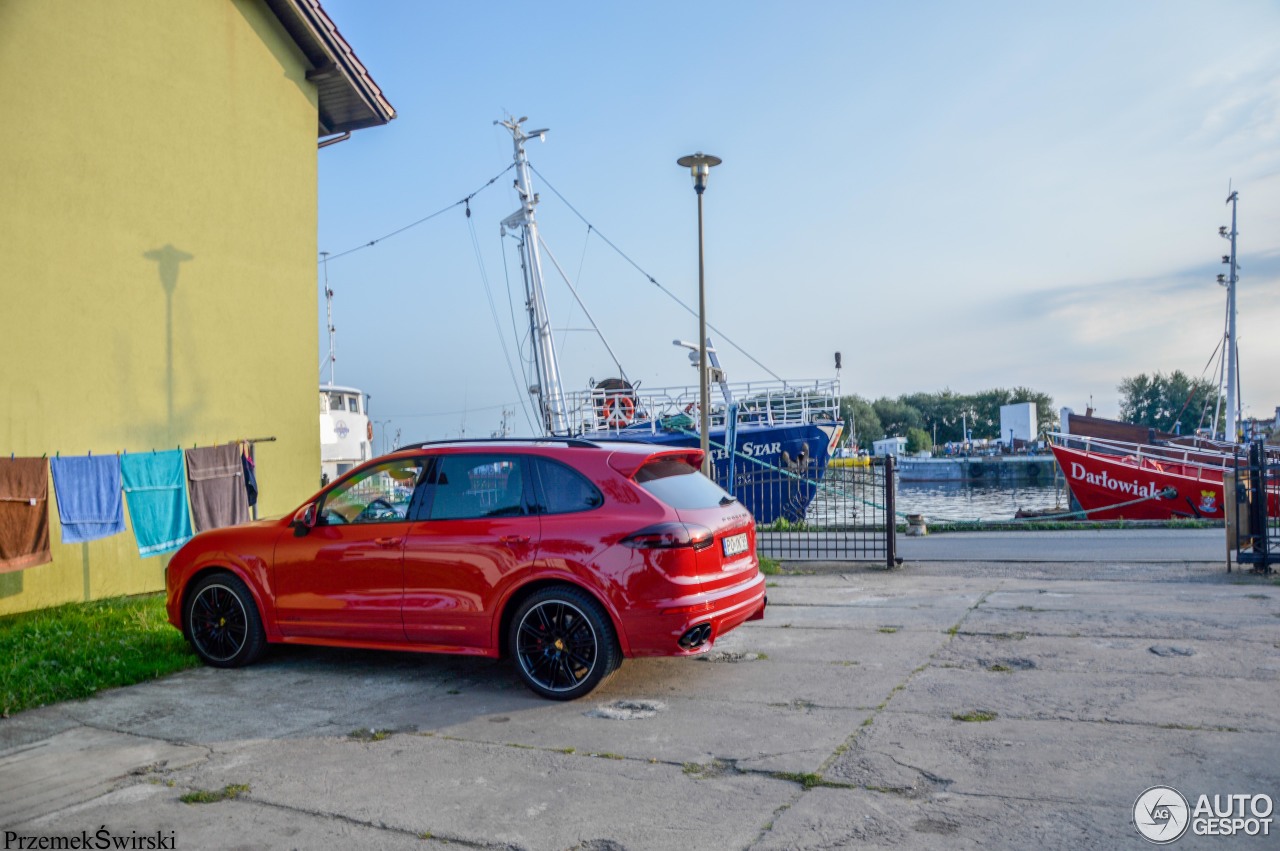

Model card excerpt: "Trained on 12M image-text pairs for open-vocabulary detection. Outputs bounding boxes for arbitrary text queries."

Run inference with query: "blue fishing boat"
[497,117,842,524]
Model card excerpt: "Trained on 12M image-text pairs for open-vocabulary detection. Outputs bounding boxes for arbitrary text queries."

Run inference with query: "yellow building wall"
[0,1,322,614]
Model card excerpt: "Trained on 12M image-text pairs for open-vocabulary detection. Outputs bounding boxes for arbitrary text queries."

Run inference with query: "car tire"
[509,586,620,700]
[185,572,266,668]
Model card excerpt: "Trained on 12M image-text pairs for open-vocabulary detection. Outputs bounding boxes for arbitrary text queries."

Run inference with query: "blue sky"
[316,0,1280,444]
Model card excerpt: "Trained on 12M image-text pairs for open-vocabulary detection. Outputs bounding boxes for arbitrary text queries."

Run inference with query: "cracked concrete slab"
[934,633,1280,681]
[431,695,871,775]
[754,786,1120,850]
[17,784,451,849]
[826,712,1277,807]
[158,734,796,850]
[961,603,1280,642]
[0,727,208,826]
[887,665,1280,732]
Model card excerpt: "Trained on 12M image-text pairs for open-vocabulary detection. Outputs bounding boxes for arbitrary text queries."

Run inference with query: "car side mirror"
[292,503,317,536]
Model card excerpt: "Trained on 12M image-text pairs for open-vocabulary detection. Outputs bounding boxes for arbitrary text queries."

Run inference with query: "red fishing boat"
[1049,434,1279,521]
[1049,437,1231,520]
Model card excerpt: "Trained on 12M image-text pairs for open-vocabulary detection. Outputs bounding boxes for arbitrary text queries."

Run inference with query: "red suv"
[166,440,765,699]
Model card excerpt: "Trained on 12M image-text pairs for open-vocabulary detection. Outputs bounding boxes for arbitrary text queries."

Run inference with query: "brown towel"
[0,457,52,572]
[185,443,249,533]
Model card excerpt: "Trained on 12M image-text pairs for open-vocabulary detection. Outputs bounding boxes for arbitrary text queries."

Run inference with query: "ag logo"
[335,420,350,439]
[1134,785,1190,843]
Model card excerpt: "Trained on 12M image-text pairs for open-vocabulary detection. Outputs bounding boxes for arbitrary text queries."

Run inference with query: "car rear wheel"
[185,572,266,668]
[510,586,620,700]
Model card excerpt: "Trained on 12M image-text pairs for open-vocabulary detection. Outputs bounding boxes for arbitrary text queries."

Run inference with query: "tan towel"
[185,443,249,533]
[0,457,52,572]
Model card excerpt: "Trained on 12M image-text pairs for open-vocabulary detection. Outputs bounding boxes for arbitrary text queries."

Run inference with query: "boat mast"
[1223,190,1240,440]
[497,116,570,436]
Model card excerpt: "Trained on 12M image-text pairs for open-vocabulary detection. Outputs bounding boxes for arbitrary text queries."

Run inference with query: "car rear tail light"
[622,522,714,550]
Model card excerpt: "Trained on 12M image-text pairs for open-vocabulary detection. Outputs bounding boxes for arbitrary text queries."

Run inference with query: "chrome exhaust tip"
[678,623,712,650]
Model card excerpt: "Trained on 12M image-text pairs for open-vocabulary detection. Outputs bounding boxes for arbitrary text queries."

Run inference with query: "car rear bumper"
[620,570,767,657]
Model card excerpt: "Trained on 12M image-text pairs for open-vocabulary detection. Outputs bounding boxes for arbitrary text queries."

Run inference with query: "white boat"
[319,384,373,484]
[317,269,372,484]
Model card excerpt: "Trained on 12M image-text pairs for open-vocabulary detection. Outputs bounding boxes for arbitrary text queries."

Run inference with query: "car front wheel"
[509,586,620,700]
[185,572,266,668]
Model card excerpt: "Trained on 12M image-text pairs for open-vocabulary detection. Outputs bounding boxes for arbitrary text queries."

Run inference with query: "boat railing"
[1048,432,1235,482]
[566,379,842,435]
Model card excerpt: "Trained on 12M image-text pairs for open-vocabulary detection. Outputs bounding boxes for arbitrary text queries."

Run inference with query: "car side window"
[531,458,603,514]
[319,457,426,525]
[425,455,527,520]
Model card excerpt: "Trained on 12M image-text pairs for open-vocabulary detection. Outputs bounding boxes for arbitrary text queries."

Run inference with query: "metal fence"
[753,456,898,566]
[1228,439,1279,574]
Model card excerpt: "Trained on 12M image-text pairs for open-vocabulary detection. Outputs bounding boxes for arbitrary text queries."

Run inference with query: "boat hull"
[1051,443,1228,520]
[595,422,835,525]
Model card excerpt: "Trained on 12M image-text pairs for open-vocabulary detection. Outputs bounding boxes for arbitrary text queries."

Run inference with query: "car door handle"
[374,537,400,549]
[500,535,530,545]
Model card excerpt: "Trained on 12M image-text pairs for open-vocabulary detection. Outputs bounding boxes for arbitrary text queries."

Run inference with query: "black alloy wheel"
[186,572,266,668]
[509,586,620,700]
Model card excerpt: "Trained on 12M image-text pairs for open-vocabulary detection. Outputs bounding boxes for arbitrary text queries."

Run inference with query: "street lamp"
[374,419,392,455]
[676,151,722,477]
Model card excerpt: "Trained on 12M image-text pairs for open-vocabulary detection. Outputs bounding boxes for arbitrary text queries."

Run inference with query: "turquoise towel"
[50,455,126,544]
[121,451,193,557]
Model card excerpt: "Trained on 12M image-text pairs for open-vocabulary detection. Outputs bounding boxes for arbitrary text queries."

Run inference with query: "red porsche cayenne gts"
[166,439,766,699]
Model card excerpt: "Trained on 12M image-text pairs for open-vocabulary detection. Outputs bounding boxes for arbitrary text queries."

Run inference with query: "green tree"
[839,387,1057,448]
[902,389,965,443]
[838,395,883,448]
[1118,371,1220,435]
[905,426,933,454]
[873,397,923,438]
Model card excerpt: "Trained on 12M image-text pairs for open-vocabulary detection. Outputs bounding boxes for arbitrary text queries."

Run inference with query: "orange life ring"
[366,421,374,441]
[603,395,635,427]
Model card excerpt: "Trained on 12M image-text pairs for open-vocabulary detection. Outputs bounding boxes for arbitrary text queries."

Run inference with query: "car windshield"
[634,457,733,509]
[320,458,425,524]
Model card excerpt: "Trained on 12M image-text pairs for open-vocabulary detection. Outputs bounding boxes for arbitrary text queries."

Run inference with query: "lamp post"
[676,151,722,477]
[374,419,392,455]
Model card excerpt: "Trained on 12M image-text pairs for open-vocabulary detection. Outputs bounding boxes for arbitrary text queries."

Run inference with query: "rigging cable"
[528,164,784,382]
[1179,331,1223,432]
[499,234,538,433]
[468,204,537,434]
[1210,297,1229,435]
[537,234,630,385]
[556,226,595,364]
[321,164,516,264]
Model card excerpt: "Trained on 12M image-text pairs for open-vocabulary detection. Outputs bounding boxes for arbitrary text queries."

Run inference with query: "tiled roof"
[264,0,396,136]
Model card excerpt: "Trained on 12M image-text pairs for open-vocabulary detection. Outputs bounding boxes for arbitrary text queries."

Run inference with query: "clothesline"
[0,440,269,573]
[5,435,277,461]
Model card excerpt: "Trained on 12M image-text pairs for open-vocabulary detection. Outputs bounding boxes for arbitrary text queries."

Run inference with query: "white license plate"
[722,532,749,557]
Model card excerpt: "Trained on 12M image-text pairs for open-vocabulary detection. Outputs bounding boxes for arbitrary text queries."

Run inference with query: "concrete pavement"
[896,527,1228,562]
[1,547,1277,849]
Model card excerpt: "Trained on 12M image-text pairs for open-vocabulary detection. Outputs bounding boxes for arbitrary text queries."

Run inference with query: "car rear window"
[634,457,733,509]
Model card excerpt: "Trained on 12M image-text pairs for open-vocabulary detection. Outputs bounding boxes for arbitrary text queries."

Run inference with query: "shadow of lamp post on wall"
[143,244,194,441]
[675,152,721,478]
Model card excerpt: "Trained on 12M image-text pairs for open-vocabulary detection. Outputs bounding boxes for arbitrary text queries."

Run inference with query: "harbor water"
[895,479,1067,523]
[803,467,1071,527]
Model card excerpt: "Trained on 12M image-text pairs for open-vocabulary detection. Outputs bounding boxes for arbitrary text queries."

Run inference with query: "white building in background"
[1000,402,1037,446]
[872,436,908,457]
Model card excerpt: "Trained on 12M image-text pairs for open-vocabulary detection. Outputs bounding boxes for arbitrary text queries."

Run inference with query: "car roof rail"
[393,437,602,452]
